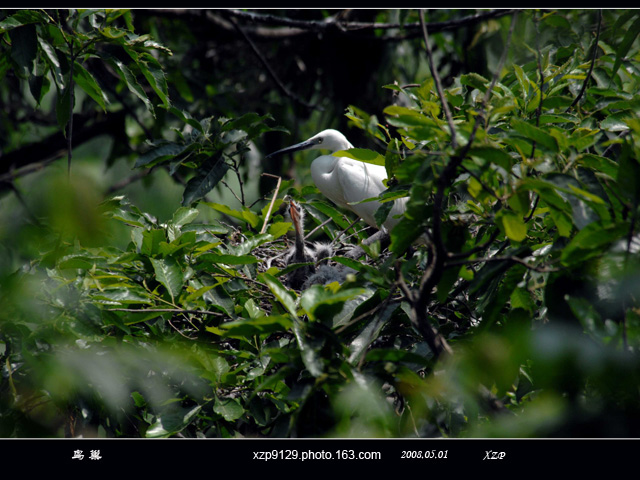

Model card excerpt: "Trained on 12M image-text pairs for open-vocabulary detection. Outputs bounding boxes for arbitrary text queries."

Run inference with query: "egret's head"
[279,195,305,236]
[265,129,353,159]
[288,198,305,236]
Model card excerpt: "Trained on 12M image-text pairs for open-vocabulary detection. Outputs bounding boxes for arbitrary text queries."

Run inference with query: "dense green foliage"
[2,9,640,438]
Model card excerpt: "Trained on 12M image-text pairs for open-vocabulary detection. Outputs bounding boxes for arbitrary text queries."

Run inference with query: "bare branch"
[107,308,225,316]
[419,9,457,150]
[224,9,517,41]
[260,173,282,234]
[447,229,500,260]
[106,168,152,195]
[567,9,602,112]
[0,110,127,188]
[227,14,322,112]
[396,13,518,360]
[446,254,560,273]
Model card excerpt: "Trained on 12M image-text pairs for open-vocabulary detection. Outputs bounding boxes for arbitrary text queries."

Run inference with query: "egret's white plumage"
[267,129,407,232]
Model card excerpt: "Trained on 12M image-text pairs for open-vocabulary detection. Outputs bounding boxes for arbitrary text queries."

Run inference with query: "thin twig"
[447,229,500,260]
[567,9,602,112]
[107,168,152,194]
[306,216,334,239]
[329,216,362,247]
[221,180,244,204]
[107,308,225,316]
[260,173,282,234]
[224,9,517,39]
[228,15,321,111]
[445,254,560,273]
[460,164,502,201]
[395,260,453,359]
[531,13,544,159]
[523,194,541,223]
[335,286,397,334]
[419,9,457,150]
[67,44,75,177]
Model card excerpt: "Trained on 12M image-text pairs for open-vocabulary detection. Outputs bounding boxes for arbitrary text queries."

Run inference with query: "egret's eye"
[317,138,323,144]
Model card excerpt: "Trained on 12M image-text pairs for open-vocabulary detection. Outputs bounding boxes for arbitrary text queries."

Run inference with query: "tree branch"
[445,253,560,273]
[0,110,127,187]
[397,12,518,360]
[567,9,602,112]
[420,9,457,149]
[106,307,225,317]
[224,9,518,41]
[226,14,322,112]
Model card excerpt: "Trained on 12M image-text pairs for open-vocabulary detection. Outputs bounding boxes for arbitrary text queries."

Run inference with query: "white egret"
[266,129,407,232]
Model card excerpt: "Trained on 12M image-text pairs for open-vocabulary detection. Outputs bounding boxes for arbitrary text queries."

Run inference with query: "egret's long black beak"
[265,139,314,159]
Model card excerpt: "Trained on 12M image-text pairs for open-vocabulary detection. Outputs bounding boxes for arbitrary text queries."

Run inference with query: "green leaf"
[617,145,640,200]
[561,221,628,265]
[171,207,199,228]
[91,288,153,305]
[57,253,107,270]
[215,315,293,338]
[611,14,640,80]
[189,279,234,316]
[213,397,244,421]
[169,107,204,133]
[518,178,572,215]
[549,209,573,237]
[198,253,258,265]
[333,148,385,166]
[292,320,323,377]
[385,138,401,179]
[0,10,48,33]
[146,405,202,437]
[221,112,287,139]
[140,228,166,256]
[268,221,293,239]
[468,146,514,171]
[150,256,184,301]
[204,202,260,229]
[29,74,50,106]
[300,285,368,322]
[577,154,619,179]
[348,302,398,365]
[135,142,189,168]
[99,26,128,40]
[182,155,230,206]
[390,217,425,254]
[496,210,527,242]
[38,37,64,89]
[260,272,297,317]
[566,295,603,337]
[9,24,37,78]
[108,57,154,115]
[511,287,534,311]
[510,118,559,152]
[73,61,108,111]
[460,72,490,92]
[139,53,170,108]
[364,347,432,366]
[56,85,73,131]
[567,184,606,205]
[383,105,434,128]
